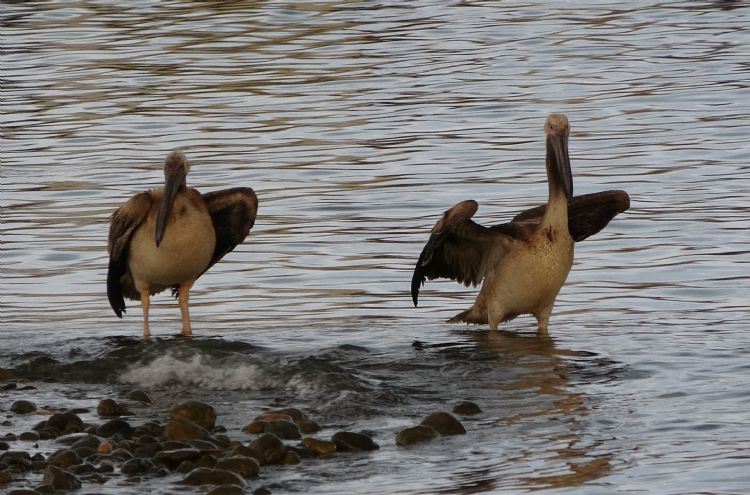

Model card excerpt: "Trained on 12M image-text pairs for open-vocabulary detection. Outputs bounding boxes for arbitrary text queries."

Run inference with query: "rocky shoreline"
[1,380,480,494]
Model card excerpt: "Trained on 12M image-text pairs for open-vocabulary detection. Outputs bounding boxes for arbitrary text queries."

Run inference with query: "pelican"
[411,114,629,333]
[107,150,258,337]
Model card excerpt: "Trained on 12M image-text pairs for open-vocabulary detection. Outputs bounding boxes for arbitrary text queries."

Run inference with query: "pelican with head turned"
[412,114,629,333]
[107,150,258,337]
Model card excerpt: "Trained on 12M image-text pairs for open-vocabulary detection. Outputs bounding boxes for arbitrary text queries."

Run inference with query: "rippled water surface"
[2,1,750,494]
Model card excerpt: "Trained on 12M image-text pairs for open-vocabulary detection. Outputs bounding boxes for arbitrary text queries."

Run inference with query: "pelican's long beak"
[547,131,573,201]
[155,166,186,247]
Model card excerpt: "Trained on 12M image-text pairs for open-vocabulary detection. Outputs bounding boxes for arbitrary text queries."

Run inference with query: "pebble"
[164,418,210,442]
[420,412,466,435]
[42,465,81,490]
[395,425,439,446]
[121,457,154,475]
[248,433,286,465]
[241,420,266,434]
[10,400,37,414]
[331,431,380,452]
[153,448,202,470]
[207,485,245,495]
[96,419,133,437]
[47,449,81,468]
[263,419,301,440]
[126,390,152,403]
[45,412,83,435]
[182,467,245,487]
[0,441,10,451]
[453,401,482,416]
[96,399,131,417]
[171,400,216,431]
[301,437,337,456]
[19,431,40,442]
[215,455,260,479]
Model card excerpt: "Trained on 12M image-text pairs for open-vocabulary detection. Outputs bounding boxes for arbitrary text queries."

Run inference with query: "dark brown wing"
[411,200,516,307]
[511,190,630,242]
[202,187,258,271]
[107,192,154,317]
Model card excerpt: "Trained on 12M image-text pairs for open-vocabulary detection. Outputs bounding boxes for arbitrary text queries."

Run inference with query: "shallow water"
[2,1,750,494]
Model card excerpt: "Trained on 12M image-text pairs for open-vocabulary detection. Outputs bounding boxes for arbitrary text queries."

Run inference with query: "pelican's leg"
[535,308,552,335]
[178,281,194,336]
[140,289,151,338]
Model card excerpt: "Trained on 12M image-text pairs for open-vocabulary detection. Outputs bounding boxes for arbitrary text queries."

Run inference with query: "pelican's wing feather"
[411,200,516,307]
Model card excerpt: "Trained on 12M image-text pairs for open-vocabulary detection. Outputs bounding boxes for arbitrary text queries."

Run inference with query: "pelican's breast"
[489,224,574,318]
[129,190,216,291]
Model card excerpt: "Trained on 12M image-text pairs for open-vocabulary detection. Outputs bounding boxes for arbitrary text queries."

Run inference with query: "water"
[2,1,749,493]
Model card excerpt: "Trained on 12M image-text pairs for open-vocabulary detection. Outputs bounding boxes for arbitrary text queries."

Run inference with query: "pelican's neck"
[543,152,569,229]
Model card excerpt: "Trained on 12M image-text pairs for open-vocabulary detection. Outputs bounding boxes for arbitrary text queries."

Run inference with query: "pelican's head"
[155,150,190,247]
[544,114,573,200]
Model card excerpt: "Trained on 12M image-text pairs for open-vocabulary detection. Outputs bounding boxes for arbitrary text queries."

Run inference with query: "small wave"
[119,352,281,391]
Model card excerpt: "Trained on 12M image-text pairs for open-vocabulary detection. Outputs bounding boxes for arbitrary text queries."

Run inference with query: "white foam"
[119,353,281,390]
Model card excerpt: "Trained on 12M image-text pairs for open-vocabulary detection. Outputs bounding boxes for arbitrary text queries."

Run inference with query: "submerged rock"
[19,431,40,442]
[96,399,131,417]
[126,390,152,403]
[182,467,245,487]
[44,412,83,435]
[395,425,439,446]
[420,412,466,435]
[453,401,482,416]
[10,400,37,414]
[171,401,216,431]
[331,431,379,452]
[42,465,81,490]
[96,419,133,437]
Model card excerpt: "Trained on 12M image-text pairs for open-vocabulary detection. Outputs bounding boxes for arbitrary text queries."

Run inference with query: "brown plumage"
[412,114,629,333]
[107,151,258,337]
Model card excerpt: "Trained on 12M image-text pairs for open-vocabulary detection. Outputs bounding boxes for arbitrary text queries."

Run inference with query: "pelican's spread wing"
[512,190,630,242]
[107,192,154,317]
[202,187,258,270]
[411,200,515,307]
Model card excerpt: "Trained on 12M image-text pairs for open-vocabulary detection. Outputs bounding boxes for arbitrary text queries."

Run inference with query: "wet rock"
[282,450,301,465]
[154,448,203,470]
[248,433,286,465]
[96,419,133,437]
[121,457,154,475]
[182,467,245,487]
[331,431,380,452]
[42,465,81,490]
[19,431,40,442]
[34,484,55,494]
[0,441,9,451]
[162,440,193,450]
[45,412,83,434]
[97,440,113,454]
[48,448,81,468]
[96,398,131,417]
[269,407,306,424]
[132,421,163,438]
[254,487,272,495]
[96,461,114,473]
[453,401,482,416]
[171,401,216,431]
[395,425,439,446]
[264,420,301,440]
[1,451,32,470]
[126,390,152,403]
[256,412,294,424]
[195,454,218,468]
[72,446,96,459]
[242,420,267,434]
[59,433,99,449]
[225,444,255,458]
[10,400,37,414]
[301,437,337,456]
[176,460,196,474]
[109,447,134,461]
[420,412,466,435]
[80,472,107,484]
[299,419,321,434]
[207,485,245,495]
[8,489,42,495]
[216,456,260,479]
[0,469,16,484]
[134,442,161,458]
[71,463,96,476]
[287,445,315,459]
[38,429,57,441]
[3,432,19,441]
[189,439,220,450]
[164,418,210,442]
